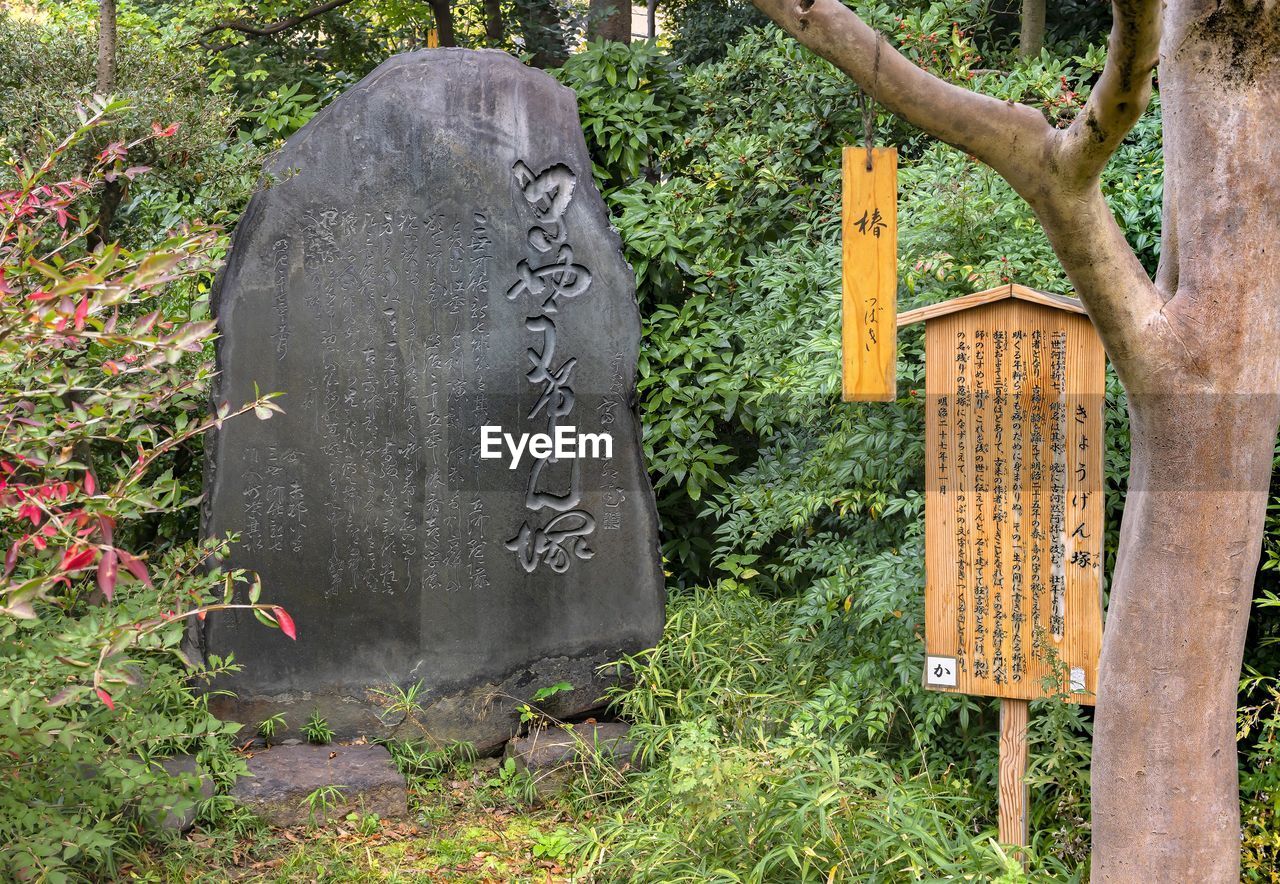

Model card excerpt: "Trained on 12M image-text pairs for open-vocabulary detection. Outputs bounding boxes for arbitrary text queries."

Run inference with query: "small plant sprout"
[345,810,381,835]
[382,739,478,786]
[257,712,286,745]
[370,679,427,725]
[487,756,538,806]
[301,784,347,826]
[518,681,574,728]
[531,827,576,861]
[302,710,334,744]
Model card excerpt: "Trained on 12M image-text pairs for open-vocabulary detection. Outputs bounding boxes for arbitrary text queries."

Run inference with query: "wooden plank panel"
[923,299,1104,703]
[841,146,897,402]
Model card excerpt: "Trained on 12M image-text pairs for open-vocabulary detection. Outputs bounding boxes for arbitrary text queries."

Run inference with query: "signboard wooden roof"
[911,284,1105,703]
[898,283,1088,327]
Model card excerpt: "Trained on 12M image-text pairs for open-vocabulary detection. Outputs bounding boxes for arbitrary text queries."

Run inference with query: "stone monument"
[200,49,664,752]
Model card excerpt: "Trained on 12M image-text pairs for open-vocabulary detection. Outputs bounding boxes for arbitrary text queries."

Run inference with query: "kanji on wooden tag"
[841,146,897,402]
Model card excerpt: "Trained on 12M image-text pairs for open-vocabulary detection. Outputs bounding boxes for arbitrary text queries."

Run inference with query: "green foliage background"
[555,21,1279,881]
[2,0,1280,880]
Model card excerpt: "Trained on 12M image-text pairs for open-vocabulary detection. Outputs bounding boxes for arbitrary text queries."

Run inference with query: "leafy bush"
[0,107,287,881]
[578,23,1147,878]
[582,592,1081,882]
[0,12,261,241]
[553,39,693,192]
[1240,591,1280,882]
[660,0,769,65]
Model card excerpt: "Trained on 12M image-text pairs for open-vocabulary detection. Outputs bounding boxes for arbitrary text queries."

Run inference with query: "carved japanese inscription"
[918,291,1104,703]
[201,50,664,749]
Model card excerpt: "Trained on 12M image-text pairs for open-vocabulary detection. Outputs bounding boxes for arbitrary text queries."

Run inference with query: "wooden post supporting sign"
[841,146,897,401]
[998,697,1030,846]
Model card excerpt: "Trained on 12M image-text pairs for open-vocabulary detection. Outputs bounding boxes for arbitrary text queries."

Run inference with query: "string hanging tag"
[840,33,898,402]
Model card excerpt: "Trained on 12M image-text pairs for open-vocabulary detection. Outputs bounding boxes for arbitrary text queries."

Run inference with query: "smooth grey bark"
[1019,0,1045,57]
[96,0,117,93]
[747,0,1280,877]
[1089,2,1280,876]
[93,0,121,249]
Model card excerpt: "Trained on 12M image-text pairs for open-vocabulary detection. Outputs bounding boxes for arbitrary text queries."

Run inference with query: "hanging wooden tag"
[841,146,898,402]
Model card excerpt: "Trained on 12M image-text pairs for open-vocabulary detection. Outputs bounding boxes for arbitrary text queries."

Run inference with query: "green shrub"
[0,108,287,881]
[583,24,1135,877]
[0,11,261,240]
[553,39,693,193]
[302,710,334,745]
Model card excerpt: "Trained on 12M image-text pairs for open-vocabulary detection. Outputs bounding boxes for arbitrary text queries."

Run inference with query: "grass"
[122,759,582,882]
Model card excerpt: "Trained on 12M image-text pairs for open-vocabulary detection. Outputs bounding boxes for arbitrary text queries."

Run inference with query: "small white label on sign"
[1070,667,1086,692]
[926,656,958,687]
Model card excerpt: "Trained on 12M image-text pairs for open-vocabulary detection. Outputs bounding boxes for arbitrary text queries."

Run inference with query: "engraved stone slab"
[201,49,664,751]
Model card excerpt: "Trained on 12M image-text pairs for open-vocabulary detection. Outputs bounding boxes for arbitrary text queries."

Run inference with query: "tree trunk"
[1093,400,1275,880]
[96,0,117,94]
[484,0,504,45]
[647,0,657,40]
[514,0,569,67]
[427,0,457,46]
[1089,5,1280,879]
[89,180,124,250]
[92,0,121,248]
[588,0,632,43]
[1018,0,1045,58]
[741,0,1279,873]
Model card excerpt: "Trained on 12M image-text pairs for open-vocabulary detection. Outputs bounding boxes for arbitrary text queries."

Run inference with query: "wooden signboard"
[904,284,1105,703]
[901,283,1106,847]
[841,146,897,402]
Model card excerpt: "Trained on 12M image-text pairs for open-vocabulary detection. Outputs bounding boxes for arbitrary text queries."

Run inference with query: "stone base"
[230,744,408,827]
[504,722,637,797]
[135,755,215,834]
[208,649,629,756]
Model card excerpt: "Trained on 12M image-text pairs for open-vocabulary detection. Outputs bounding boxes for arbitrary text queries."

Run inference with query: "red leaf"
[274,606,297,640]
[3,540,17,578]
[96,687,115,710]
[97,549,118,601]
[135,309,161,333]
[116,548,152,587]
[74,297,89,330]
[84,472,96,496]
[60,547,96,572]
[98,141,126,162]
[47,686,78,707]
[97,516,114,547]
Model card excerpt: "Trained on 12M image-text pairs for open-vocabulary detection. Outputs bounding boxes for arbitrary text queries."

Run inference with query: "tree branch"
[749,0,1055,191]
[749,0,1169,385]
[1032,188,1166,379]
[199,0,359,48]
[1058,0,1161,184]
